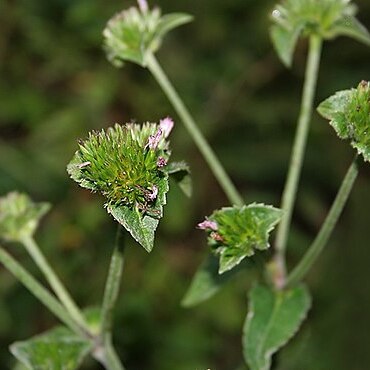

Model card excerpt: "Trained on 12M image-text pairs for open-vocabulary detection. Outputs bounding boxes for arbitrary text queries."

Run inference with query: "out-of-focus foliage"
[0,0,369,369]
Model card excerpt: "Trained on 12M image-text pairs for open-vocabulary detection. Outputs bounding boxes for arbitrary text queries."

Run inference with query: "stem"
[286,155,359,287]
[146,52,244,206]
[21,236,89,332]
[99,227,125,370]
[0,246,86,338]
[274,35,323,276]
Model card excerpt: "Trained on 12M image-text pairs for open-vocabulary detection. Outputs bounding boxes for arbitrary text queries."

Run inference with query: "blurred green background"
[0,0,369,369]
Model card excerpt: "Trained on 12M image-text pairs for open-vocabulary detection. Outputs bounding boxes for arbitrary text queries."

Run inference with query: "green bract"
[270,0,370,66]
[198,204,282,274]
[318,81,370,162]
[103,1,192,67]
[67,120,178,251]
[0,192,50,243]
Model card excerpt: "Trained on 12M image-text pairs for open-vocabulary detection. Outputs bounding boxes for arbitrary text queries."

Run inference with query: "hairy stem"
[274,35,323,279]
[286,155,359,287]
[99,227,125,370]
[21,236,89,332]
[0,246,87,338]
[146,52,244,206]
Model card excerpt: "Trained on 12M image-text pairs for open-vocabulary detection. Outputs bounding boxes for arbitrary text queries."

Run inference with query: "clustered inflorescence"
[67,118,174,216]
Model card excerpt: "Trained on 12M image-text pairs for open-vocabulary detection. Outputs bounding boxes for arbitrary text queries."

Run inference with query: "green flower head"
[103,0,192,67]
[198,204,282,274]
[67,118,175,251]
[270,0,370,66]
[0,192,50,242]
[318,80,370,162]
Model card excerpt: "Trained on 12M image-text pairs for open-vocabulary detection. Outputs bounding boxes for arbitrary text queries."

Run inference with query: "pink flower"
[157,157,167,168]
[197,219,218,231]
[146,128,163,150]
[159,117,174,138]
[148,185,158,201]
[137,0,148,13]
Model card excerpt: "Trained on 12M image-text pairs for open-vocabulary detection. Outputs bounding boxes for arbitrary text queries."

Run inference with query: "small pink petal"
[157,157,167,168]
[146,128,163,150]
[159,117,174,138]
[197,219,218,231]
[148,185,158,201]
[137,0,148,12]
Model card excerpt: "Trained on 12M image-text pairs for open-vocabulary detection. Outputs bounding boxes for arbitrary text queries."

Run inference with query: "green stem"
[99,227,125,370]
[21,236,89,332]
[146,52,244,206]
[286,155,359,287]
[0,246,86,338]
[274,35,323,277]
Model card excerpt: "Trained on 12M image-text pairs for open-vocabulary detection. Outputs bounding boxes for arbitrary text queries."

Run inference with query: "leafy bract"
[270,0,370,66]
[181,254,251,307]
[0,192,50,243]
[165,161,192,197]
[199,204,282,274]
[103,2,192,67]
[318,80,370,162]
[10,326,92,370]
[67,120,179,251]
[243,284,311,370]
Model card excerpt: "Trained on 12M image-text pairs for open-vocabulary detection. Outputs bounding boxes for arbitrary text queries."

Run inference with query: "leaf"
[107,176,169,252]
[156,13,193,38]
[203,204,282,274]
[270,24,302,67]
[317,81,370,162]
[166,161,192,197]
[243,283,311,370]
[181,254,250,307]
[330,16,370,46]
[10,326,92,370]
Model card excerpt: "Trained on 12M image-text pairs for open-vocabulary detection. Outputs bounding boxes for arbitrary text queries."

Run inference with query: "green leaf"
[317,81,370,162]
[166,161,192,197]
[156,13,193,38]
[330,16,370,46]
[243,284,311,370]
[10,326,92,370]
[200,204,282,274]
[107,176,169,252]
[181,254,250,307]
[0,192,50,243]
[270,24,302,67]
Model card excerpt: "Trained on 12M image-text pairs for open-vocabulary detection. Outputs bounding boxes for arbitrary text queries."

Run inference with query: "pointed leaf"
[243,284,311,370]
[107,176,169,252]
[318,81,370,162]
[330,16,370,46]
[10,327,92,370]
[181,254,250,307]
[166,161,192,197]
[157,13,193,38]
[270,24,302,67]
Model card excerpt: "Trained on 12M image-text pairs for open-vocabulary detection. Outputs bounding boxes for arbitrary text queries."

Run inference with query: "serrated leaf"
[243,284,311,370]
[317,81,370,162]
[330,16,370,46]
[181,254,250,307]
[200,204,282,274]
[10,326,92,370]
[166,161,192,197]
[107,176,169,252]
[270,24,302,67]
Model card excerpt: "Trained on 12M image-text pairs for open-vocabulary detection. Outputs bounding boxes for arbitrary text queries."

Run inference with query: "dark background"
[0,0,369,369]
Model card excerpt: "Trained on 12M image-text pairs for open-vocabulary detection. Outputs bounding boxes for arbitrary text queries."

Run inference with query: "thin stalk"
[146,52,244,206]
[0,246,87,338]
[274,35,323,277]
[286,155,359,287]
[21,236,89,332]
[99,227,125,370]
